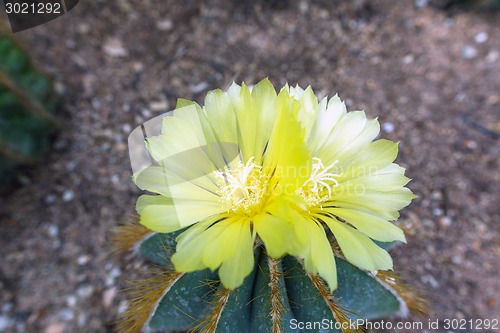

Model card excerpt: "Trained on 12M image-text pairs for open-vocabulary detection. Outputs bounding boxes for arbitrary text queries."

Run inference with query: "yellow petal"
[135,194,172,214]
[264,88,311,194]
[133,166,170,196]
[336,139,399,181]
[218,219,255,289]
[283,211,338,291]
[202,219,242,270]
[319,111,368,165]
[139,197,221,232]
[305,221,338,291]
[254,213,293,258]
[332,188,417,215]
[173,217,255,289]
[225,82,254,162]
[173,103,209,146]
[324,207,406,243]
[337,173,410,192]
[308,94,345,155]
[204,89,238,145]
[249,78,277,162]
[171,218,217,272]
[325,218,393,272]
[139,204,183,233]
[160,115,205,151]
[293,85,319,140]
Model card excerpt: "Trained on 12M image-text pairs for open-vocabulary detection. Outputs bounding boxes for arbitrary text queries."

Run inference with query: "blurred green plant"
[0,31,58,184]
[114,221,428,333]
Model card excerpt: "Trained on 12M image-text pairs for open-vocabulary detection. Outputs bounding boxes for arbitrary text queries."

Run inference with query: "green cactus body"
[0,32,57,184]
[116,225,427,333]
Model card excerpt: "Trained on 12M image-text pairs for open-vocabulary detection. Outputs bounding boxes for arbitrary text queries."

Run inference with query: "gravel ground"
[0,1,499,332]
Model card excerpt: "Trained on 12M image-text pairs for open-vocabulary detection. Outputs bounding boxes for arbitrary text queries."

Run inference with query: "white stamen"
[297,157,341,207]
[216,157,267,215]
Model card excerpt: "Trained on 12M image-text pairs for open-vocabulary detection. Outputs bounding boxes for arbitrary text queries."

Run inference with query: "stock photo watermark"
[2,0,79,32]
[289,318,499,331]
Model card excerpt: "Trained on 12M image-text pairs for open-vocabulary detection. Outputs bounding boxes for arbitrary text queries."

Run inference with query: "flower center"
[296,157,340,207]
[216,157,268,216]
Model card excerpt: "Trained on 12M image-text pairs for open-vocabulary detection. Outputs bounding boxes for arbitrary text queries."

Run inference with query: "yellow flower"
[133,78,415,290]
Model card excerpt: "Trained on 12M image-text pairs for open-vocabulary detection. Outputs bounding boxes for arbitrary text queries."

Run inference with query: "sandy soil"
[0,1,498,332]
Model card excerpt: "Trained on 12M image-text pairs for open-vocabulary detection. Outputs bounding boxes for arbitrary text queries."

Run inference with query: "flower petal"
[284,211,338,291]
[139,204,183,233]
[249,78,277,162]
[305,221,338,292]
[337,139,399,181]
[308,94,346,155]
[264,88,311,193]
[172,217,255,289]
[254,213,293,258]
[218,219,255,289]
[325,218,393,272]
[139,198,222,232]
[136,194,172,214]
[324,207,406,243]
[171,218,218,272]
[331,188,417,216]
[204,88,238,145]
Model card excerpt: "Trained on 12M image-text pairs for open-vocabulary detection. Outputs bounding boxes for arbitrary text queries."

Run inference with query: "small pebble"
[421,274,439,288]
[57,309,75,321]
[0,316,13,330]
[77,285,94,299]
[117,300,128,314]
[149,101,169,111]
[91,98,101,109]
[66,295,77,308]
[103,38,128,57]
[451,254,461,264]
[65,39,76,49]
[432,207,443,216]
[190,82,209,94]
[486,50,499,63]
[44,322,65,333]
[402,54,414,64]
[45,194,57,205]
[299,1,309,13]
[66,161,77,171]
[102,287,117,308]
[62,190,74,202]
[54,81,66,95]
[48,224,59,237]
[105,266,122,286]
[1,303,12,313]
[415,0,428,8]
[77,255,91,266]
[77,23,90,34]
[122,123,132,133]
[382,122,395,133]
[440,216,452,228]
[462,45,477,59]
[464,140,477,150]
[77,314,87,327]
[111,174,120,184]
[156,19,173,31]
[474,32,488,44]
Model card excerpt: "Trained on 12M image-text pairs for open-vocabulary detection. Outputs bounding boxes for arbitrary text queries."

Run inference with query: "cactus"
[0,29,58,184]
[114,220,428,333]
[116,79,428,332]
